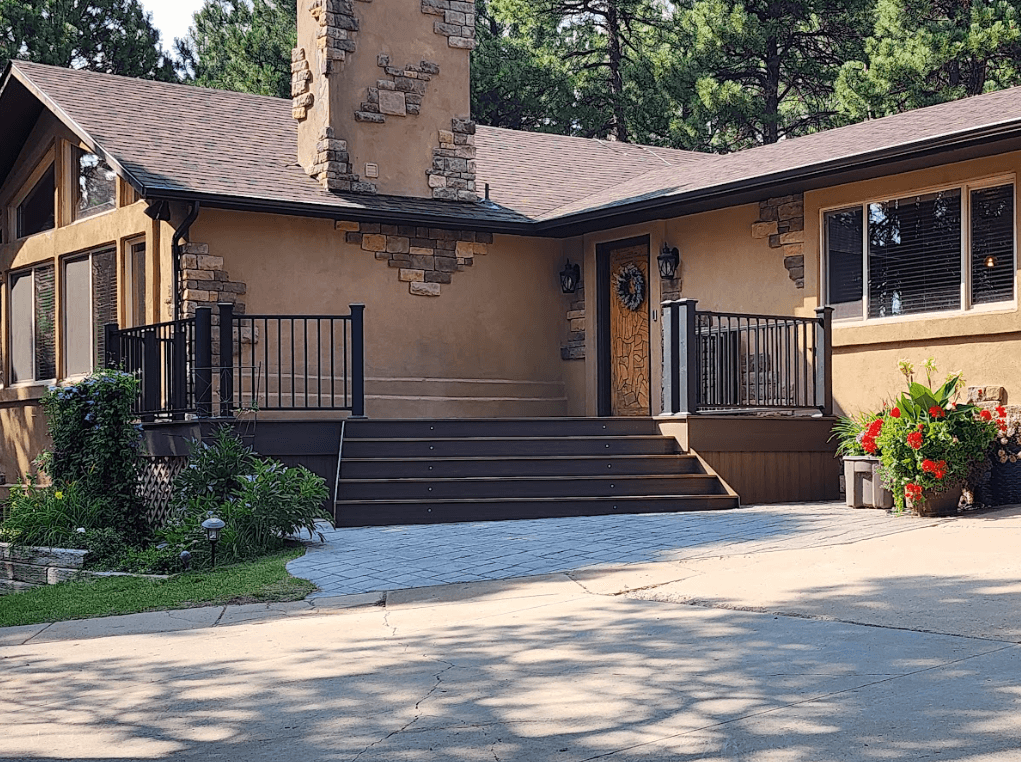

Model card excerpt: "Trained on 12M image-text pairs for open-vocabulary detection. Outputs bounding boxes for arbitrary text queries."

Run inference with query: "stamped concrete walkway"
[4,503,1021,761]
[287,503,944,596]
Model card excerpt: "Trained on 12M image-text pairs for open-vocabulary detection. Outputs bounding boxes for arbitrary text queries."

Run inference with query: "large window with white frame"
[825,180,1016,321]
[63,248,117,377]
[9,264,56,384]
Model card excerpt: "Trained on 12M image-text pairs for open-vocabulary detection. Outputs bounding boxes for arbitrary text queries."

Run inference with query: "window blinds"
[971,184,1015,305]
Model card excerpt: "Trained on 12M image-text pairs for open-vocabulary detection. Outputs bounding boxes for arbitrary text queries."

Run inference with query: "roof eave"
[8,62,149,198]
[144,187,540,235]
[535,119,1021,237]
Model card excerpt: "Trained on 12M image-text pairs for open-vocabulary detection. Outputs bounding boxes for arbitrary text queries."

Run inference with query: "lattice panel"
[138,456,189,527]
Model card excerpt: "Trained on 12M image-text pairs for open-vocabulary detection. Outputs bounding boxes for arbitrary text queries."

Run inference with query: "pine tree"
[0,0,175,80]
[836,0,1021,119]
[175,0,297,98]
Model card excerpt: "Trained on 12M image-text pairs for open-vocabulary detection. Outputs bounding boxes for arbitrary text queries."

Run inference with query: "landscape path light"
[201,515,226,569]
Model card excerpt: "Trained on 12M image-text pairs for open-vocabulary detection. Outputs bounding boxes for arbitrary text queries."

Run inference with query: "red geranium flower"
[905,483,923,502]
[928,406,945,418]
[922,459,947,479]
[999,421,1008,432]
[980,410,993,421]
[862,436,877,454]
[866,419,883,438]
[906,430,924,450]
[996,405,1007,418]
[890,407,901,418]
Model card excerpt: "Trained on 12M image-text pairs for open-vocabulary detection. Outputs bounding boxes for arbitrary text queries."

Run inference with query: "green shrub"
[39,371,148,542]
[0,480,110,548]
[161,428,330,567]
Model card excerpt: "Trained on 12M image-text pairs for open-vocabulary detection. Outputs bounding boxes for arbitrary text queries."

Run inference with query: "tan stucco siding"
[192,210,572,418]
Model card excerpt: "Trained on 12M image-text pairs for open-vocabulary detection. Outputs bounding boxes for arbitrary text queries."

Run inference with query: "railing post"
[104,323,120,369]
[218,303,234,418]
[815,306,834,416]
[349,303,366,418]
[661,301,680,414]
[142,329,159,423]
[195,307,212,418]
[675,298,700,415]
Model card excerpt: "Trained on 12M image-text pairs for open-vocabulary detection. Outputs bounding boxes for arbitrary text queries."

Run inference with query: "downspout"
[171,201,201,321]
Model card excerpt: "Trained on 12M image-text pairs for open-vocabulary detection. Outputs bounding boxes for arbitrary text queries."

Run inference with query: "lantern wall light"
[560,260,581,294]
[658,243,680,280]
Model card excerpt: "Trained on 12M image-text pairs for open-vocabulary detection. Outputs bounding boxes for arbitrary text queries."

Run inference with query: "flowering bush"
[831,411,888,457]
[875,371,1000,511]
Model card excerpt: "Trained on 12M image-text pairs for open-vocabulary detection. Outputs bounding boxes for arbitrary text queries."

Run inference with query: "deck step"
[344,435,680,458]
[340,454,704,479]
[334,417,737,526]
[334,494,739,527]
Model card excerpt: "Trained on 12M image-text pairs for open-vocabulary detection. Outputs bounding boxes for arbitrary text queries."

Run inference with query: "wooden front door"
[605,241,651,416]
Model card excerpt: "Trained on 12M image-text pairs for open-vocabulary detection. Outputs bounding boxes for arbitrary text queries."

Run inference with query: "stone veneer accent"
[561,283,586,360]
[752,193,805,288]
[291,48,314,119]
[179,243,247,319]
[339,221,490,296]
[429,118,477,201]
[421,0,476,49]
[356,55,440,122]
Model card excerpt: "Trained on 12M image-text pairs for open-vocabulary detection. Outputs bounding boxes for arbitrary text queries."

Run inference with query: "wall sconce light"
[560,260,581,294]
[658,243,680,280]
[985,255,998,268]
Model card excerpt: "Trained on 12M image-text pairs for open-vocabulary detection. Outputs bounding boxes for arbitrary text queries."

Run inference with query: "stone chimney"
[292,0,477,201]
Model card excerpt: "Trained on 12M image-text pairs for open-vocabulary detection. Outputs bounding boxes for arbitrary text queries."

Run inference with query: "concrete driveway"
[2,503,1021,761]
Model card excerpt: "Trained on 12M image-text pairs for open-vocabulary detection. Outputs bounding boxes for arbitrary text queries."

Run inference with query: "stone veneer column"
[752,193,805,288]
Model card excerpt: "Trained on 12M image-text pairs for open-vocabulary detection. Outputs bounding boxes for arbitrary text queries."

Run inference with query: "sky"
[138,0,206,49]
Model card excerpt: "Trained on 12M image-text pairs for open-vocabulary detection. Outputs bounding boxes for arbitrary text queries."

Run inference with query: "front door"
[599,238,651,416]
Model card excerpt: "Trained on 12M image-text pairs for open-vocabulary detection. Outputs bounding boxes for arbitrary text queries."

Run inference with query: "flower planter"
[909,483,962,517]
[843,455,894,509]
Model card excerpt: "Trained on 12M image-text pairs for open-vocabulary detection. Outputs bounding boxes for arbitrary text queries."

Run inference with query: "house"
[1,0,1019,522]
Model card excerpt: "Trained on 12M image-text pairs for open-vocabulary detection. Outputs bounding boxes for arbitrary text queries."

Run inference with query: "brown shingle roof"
[9,60,1021,232]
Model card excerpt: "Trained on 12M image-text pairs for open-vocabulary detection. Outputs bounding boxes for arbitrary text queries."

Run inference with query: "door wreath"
[614,263,646,311]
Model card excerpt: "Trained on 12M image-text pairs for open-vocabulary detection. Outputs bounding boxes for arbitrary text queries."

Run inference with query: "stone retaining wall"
[0,542,87,595]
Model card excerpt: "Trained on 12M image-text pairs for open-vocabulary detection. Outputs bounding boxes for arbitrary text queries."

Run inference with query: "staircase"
[334,418,739,527]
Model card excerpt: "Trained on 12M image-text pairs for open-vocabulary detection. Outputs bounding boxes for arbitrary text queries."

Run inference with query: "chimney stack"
[293,0,478,201]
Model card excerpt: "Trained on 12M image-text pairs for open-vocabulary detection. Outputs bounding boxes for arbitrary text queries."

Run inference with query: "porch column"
[661,299,699,415]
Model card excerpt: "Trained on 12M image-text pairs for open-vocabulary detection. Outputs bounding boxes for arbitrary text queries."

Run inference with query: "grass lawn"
[0,547,315,628]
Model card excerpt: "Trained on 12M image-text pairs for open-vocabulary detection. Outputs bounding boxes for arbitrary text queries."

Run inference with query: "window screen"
[64,248,118,376]
[75,150,116,220]
[868,190,962,318]
[128,240,146,327]
[826,208,864,320]
[17,165,55,238]
[10,266,55,383]
[971,184,1015,305]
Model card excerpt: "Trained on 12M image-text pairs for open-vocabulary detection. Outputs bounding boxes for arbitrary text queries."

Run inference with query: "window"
[74,149,116,221]
[826,182,1015,320]
[10,265,56,383]
[64,248,118,377]
[125,238,146,327]
[16,164,55,238]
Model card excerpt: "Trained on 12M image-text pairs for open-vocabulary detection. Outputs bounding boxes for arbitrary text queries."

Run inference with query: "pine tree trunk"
[606,1,629,143]
[763,34,780,144]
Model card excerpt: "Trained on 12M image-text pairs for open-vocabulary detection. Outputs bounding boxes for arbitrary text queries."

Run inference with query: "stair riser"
[333,496,740,527]
[342,457,703,479]
[339,476,724,501]
[345,438,679,458]
[346,419,661,439]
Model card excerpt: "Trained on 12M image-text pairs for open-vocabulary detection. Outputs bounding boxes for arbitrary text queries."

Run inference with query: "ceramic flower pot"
[843,455,894,509]
[909,483,962,517]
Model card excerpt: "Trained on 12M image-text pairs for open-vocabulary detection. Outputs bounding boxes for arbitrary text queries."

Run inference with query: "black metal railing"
[662,299,832,415]
[106,303,365,420]
[218,303,364,416]
[105,317,203,421]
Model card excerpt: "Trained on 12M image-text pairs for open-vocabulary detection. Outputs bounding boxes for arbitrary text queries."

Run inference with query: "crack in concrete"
[631,595,1021,644]
[576,642,1018,761]
[348,658,456,762]
[18,622,52,645]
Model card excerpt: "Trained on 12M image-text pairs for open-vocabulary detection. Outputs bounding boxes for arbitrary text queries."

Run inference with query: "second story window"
[16,164,55,239]
[74,149,116,221]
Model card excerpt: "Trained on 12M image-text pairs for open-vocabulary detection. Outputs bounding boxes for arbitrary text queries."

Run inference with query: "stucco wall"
[571,151,1020,418]
[192,209,572,418]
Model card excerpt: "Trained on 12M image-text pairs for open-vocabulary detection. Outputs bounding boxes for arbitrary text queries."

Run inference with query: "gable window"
[74,149,116,221]
[10,265,56,383]
[16,164,55,239]
[64,248,118,377]
[826,181,1015,320]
